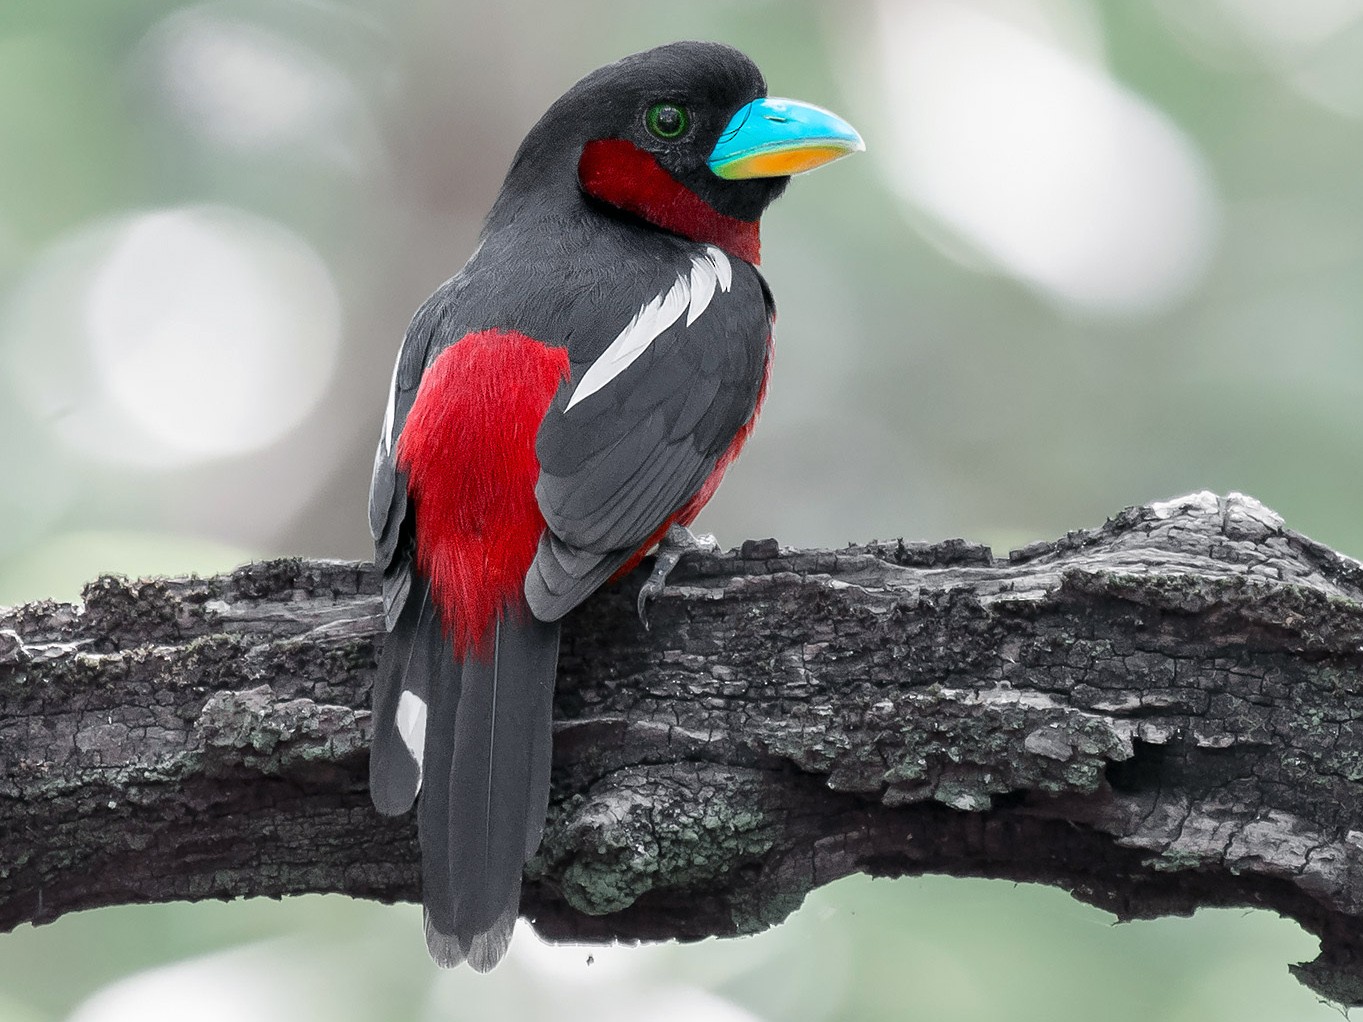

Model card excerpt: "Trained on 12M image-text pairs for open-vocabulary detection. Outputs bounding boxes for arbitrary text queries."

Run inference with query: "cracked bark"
[4,491,1363,1002]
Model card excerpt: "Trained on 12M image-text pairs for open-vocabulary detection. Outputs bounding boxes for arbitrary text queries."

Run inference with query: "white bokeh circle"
[84,206,340,458]
[867,0,1221,317]
[6,205,340,468]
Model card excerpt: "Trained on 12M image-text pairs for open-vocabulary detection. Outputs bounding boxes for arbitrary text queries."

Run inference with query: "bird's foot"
[637,524,720,628]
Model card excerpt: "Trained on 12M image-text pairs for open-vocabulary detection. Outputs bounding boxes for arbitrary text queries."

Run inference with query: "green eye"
[646,102,689,140]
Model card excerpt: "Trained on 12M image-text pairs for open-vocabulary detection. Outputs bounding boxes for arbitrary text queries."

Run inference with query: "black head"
[569,41,789,221]
[489,42,862,263]
[495,43,786,242]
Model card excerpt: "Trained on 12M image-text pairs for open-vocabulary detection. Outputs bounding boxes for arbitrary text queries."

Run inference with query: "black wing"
[367,272,473,819]
[525,245,772,620]
[369,272,481,627]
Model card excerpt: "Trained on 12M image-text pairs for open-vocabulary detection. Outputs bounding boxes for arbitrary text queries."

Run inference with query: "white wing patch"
[687,245,731,325]
[396,690,427,789]
[380,348,402,456]
[565,245,732,413]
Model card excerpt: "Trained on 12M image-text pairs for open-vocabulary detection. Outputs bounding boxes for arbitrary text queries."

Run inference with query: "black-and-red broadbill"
[369,40,862,969]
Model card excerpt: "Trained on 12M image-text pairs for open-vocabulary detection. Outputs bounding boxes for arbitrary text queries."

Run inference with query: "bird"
[368,39,862,970]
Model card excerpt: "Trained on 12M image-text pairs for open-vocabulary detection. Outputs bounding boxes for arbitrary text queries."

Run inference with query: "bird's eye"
[645,102,689,140]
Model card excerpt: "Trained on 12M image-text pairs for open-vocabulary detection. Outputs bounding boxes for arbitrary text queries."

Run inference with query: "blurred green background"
[2,0,1361,1018]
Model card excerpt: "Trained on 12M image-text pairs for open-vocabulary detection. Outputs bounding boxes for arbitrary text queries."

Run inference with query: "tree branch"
[5,492,1363,1001]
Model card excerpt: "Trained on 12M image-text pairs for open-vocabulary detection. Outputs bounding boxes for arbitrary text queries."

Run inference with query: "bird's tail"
[369,575,443,816]
[372,591,559,971]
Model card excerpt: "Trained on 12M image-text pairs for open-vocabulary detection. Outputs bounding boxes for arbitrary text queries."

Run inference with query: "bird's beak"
[708,97,864,180]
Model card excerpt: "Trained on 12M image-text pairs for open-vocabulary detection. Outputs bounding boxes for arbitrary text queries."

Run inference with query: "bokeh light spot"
[5,205,340,470]
[148,6,362,153]
[67,940,361,1022]
[84,206,340,459]
[868,0,1221,316]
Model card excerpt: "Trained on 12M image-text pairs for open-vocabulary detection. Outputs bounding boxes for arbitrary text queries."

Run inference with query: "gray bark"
[4,491,1363,1002]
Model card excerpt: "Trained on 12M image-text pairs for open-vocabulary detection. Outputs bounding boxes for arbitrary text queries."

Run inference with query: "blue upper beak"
[708,97,865,180]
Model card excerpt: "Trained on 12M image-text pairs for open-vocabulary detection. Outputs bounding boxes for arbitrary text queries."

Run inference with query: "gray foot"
[637,524,720,628]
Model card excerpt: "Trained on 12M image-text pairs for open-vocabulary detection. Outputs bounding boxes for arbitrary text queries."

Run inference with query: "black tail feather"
[370,577,443,816]
[418,640,463,936]
[418,609,559,970]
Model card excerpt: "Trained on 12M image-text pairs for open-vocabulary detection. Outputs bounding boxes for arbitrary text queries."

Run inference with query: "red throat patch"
[579,139,762,264]
[397,330,571,659]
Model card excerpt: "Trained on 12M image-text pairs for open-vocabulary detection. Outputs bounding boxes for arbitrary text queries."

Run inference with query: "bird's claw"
[636,579,662,630]
[636,525,719,628]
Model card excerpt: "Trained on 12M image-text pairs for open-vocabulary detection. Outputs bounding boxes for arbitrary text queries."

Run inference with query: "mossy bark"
[4,492,1363,1002]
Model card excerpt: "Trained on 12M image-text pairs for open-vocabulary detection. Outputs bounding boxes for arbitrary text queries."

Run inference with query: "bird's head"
[496,41,863,263]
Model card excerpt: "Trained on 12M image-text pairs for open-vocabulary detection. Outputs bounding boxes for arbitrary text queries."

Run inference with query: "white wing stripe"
[566,245,732,412]
[380,350,402,455]
[396,690,427,788]
[686,256,718,326]
[712,246,732,291]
